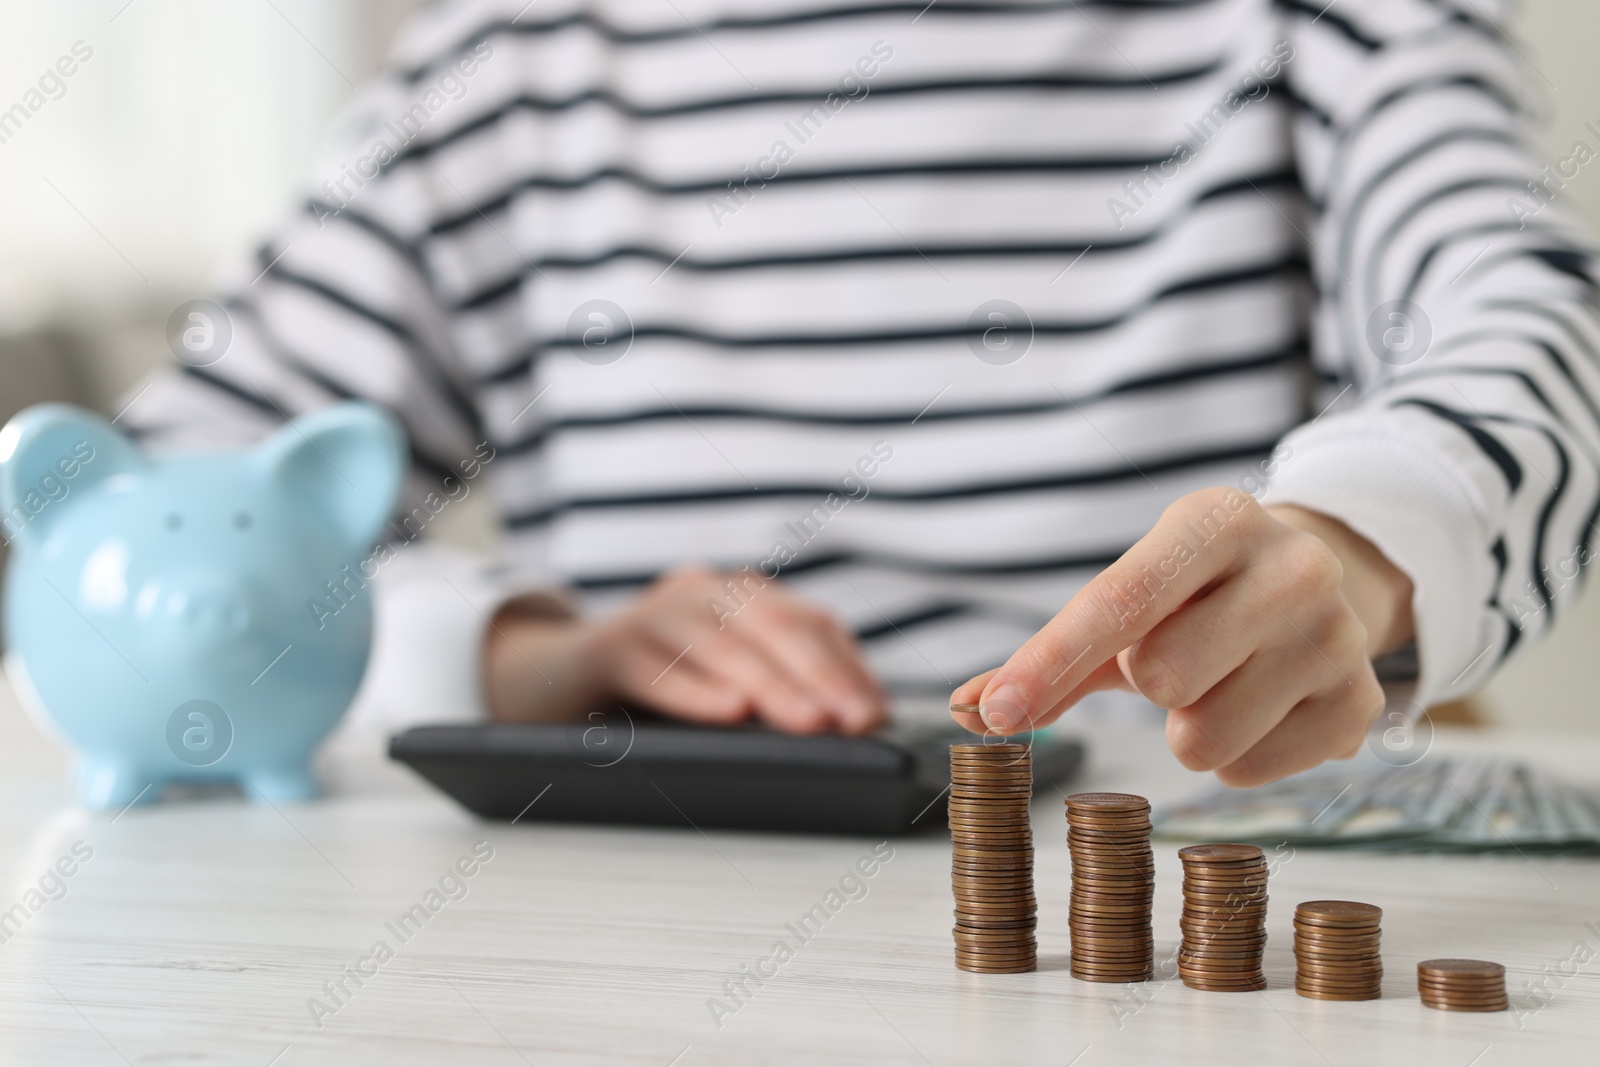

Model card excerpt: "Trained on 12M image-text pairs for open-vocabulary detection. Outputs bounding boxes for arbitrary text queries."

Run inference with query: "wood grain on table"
[0,683,1595,1066]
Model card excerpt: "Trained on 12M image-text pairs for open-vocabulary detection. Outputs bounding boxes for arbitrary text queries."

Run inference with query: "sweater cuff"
[343,542,573,732]
[1261,411,1498,707]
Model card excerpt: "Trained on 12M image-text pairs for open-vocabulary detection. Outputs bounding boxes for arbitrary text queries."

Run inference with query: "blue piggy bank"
[0,401,404,807]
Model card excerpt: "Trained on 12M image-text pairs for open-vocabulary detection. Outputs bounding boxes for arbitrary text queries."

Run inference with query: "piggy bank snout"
[145,572,256,641]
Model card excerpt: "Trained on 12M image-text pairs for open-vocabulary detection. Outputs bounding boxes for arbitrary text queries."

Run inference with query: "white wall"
[0,0,428,334]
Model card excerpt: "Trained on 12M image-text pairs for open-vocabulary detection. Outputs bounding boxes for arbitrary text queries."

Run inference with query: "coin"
[1297,962,1384,979]
[951,877,1033,890]
[952,862,1034,876]
[1070,863,1156,879]
[1183,900,1268,913]
[1066,792,1158,984]
[1183,882,1269,898]
[956,954,1040,966]
[1065,792,1152,812]
[954,929,1037,943]
[1183,948,1268,963]
[1071,946,1156,961]
[1292,899,1383,999]
[1183,900,1268,915]
[954,884,1037,897]
[1071,926,1153,940]
[953,935,1037,948]
[1296,980,1384,996]
[953,845,1035,858]
[1295,901,1382,926]
[950,837,1035,851]
[1416,958,1506,1011]
[1416,986,1508,1000]
[1181,917,1267,933]
[951,869,1031,883]
[955,912,1040,926]
[1067,853,1154,869]
[953,936,1037,950]
[1178,843,1265,863]
[956,955,1039,966]
[1067,846,1155,858]
[949,781,1033,790]
[1181,874,1269,888]
[1176,843,1269,982]
[954,925,1038,938]
[1416,987,1509,1002]
[1417,959,1504,979]
[949,746,1037,974]
[1416,981,1504,994]
[1072,963,1155,976]
[1070,970,1153,983]
[952,848,1035,862]
[1294,938,1380,955]
[1075,886,1156,898]
[1293,925,1381,940]
[1177,965,1266,981]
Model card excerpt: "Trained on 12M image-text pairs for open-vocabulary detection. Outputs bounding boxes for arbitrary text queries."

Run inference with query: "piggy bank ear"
[0,403,144,551]
[255,402,406,552]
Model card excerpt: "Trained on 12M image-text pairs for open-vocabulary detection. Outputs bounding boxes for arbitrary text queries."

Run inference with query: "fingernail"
[981,685,1028,731]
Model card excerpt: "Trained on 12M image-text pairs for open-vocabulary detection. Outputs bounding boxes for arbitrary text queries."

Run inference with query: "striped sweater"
[129,0,1600,725]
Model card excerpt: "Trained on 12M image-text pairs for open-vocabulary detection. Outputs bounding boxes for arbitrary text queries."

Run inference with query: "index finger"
[978,488,1259,732]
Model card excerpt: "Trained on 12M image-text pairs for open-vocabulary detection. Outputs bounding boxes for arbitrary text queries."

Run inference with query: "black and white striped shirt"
[130,0,1600,723]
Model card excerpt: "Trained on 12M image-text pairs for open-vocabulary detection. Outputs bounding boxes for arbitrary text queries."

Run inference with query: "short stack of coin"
[1418,959,1508,1012]
[1176,843,1269,991]
[949,743,1036,973]
[1294,900,1383,1000]
[1065,792,1155,982]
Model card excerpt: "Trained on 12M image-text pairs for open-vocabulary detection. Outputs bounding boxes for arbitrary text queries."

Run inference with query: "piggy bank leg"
[244,766,320,803]
[76,759,156,810]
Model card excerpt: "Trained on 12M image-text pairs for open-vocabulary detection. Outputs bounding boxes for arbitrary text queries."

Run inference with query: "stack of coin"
[1176,843,1268,991]
[949,743,1036,973]
[1294,900,1383,1000]
[1065,792,1154,982]
[1417,959,1508,1012]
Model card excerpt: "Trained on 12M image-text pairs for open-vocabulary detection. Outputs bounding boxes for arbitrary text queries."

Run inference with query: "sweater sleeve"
[121,27,556,728]
[1263,0,1600,709]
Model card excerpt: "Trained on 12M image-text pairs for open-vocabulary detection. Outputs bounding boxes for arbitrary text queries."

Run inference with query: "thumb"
[977,487,1254,733]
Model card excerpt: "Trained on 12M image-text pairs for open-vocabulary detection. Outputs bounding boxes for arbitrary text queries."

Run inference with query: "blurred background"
[1,0,1596,732]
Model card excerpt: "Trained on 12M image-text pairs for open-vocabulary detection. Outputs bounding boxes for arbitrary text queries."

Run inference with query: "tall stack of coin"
[1065,792,1154,982]
[1294,900,1383,1000]
[1418,959,1508,1011]
[1176,843,1269,991]
[949,743,1036,973]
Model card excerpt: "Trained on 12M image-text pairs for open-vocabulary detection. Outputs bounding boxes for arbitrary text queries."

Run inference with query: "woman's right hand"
[485,566,888,735]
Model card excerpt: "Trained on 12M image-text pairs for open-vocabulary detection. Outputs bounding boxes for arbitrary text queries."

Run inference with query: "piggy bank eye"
[234,511,252,530]
[165,512,182,530]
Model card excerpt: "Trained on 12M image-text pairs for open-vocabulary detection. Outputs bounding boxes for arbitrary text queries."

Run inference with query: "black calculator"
[389,709,1084,836]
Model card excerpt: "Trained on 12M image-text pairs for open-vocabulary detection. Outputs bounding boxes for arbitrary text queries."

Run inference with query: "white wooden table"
[0,681,1595,1066]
